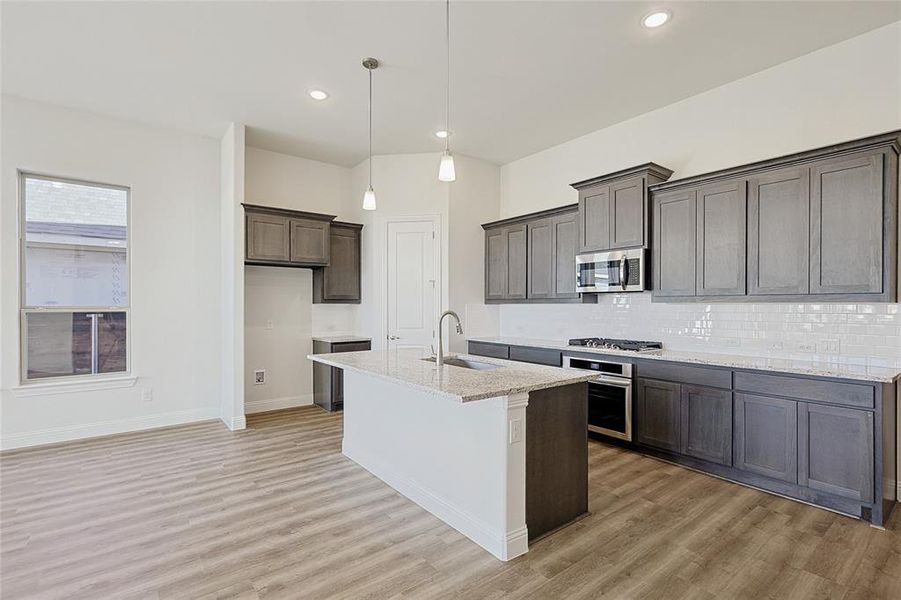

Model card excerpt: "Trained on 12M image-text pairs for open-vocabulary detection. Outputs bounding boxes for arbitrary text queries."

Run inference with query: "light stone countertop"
[306,348,598,402]
[468,337,901,383]
[312,335,372,344]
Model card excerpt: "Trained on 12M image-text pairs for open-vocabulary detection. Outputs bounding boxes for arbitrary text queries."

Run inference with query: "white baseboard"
[0,407,220,451]
[224,415,247,431]
[244,394,312,414]
[343,441,527,561]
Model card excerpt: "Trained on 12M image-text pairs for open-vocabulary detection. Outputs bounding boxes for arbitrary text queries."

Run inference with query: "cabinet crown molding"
[570,162,674,190]
[481,204,577,230]
[242,203,337,222]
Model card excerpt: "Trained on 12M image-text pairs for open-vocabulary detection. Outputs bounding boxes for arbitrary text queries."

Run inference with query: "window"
[19,173,129,382]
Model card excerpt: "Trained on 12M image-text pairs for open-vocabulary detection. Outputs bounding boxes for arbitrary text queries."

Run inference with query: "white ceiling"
[3,1,899,166]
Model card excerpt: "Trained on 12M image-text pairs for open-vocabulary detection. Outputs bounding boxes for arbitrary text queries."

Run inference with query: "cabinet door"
[527,219,554,299]
[652,189,697,297]
[681,385,732,466]
[552,212,578,298]
[506,225,528,299]
[320,226,361,301]
[798,403,874,502]
[290,218,330,265]
[246,213,290,262]
[748,167,810,295]
[734,393,798,483]
[635,378,681,452]
[810,151,884,294]
[579,185,610,252]
[485,227,508,301]
[609,176,645,249]
[696,179,747,296]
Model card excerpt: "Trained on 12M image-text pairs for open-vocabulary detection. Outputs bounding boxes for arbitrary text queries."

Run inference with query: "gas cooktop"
[568,337,663,352]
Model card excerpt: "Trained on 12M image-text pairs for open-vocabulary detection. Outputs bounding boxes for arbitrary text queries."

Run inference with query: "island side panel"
[340,371,528,561]
[526,382,589,541]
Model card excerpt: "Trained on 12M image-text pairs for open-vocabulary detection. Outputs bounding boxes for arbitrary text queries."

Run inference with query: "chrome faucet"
[436,310,463,367]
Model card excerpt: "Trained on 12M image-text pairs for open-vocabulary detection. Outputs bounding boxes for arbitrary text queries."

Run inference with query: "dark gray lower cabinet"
[635,378,681,452]
[798,403,874,503]
[680,385,732,466]
[734,393,798,484]
[312,339,371,411]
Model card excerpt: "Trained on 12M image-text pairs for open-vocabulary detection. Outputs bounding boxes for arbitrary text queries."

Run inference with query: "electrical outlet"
[795,342,816,353]
[266,320,274,330]
[817,339,840,354]
[509,418,523,444]
[141,387,153,402]
[722,337,741,347]
[768,342,784,351]
[254,369,266,385]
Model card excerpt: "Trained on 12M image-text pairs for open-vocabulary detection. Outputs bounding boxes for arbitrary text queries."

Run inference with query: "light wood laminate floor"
[1,406,899,599]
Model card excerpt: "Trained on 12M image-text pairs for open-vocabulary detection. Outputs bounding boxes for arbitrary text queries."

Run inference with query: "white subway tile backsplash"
[497,294,901,369]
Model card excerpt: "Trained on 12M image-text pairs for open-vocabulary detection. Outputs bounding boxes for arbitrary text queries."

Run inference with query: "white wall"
[0,96,223,449]
[243,147,354,413]
[495,22,901,369]
[344,152,500,353]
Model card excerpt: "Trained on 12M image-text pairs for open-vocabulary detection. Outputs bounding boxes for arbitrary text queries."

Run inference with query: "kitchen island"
[306,348,597,560]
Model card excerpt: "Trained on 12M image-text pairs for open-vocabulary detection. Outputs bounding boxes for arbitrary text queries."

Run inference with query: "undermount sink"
[421,356,504,371]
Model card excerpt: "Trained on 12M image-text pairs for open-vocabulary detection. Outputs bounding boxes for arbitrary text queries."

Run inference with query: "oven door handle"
[589,375,633,387]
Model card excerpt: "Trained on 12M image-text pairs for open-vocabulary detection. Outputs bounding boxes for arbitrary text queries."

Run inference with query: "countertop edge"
[467,338,901,384]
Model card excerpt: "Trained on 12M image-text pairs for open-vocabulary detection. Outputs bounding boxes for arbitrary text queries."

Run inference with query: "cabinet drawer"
[332,341,371,353]
[509,345,562,367]
[468,342,510,359]
[734,372,874,409]
[635,361,731,389]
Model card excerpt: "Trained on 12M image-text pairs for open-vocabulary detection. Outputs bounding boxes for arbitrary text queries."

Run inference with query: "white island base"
[341,371,530,561]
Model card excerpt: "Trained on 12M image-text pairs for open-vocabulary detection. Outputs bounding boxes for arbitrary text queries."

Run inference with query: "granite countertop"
[312,335,372,343]
[306,348,598,402]
[468,337,901,383]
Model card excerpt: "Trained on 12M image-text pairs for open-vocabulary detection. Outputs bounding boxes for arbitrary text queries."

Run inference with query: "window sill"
[11,375,138,397]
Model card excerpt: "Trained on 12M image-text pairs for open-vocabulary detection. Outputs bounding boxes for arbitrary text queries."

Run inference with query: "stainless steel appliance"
[563,355,633,441]
[575,248,646,293]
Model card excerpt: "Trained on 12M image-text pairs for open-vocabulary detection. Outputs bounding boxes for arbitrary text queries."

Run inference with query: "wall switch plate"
[795,342,816,353]
[141,388,153,402]
[817,339,840,354]
[254,369,266,385]
[509,419,523,444]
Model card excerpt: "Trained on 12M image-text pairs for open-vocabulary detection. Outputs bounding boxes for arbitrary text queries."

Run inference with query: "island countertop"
[307,348,597,402]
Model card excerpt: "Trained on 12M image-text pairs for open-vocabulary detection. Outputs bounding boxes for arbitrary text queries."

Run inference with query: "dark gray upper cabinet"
[810,151,884,295]
[246,212,290,263]
[652,188,697,297]
[798,403,874,503]
[244,204,336,268]
[609,177,646,249]
[748,166,811,295]
[680,385,733,466]
[483,205,585,303]
[289,218,330,265]
[313,221,363,304]
[506,225,528,299]
[552,212,579,298]
[696,179,747,296]
[651,131,899,302]
[572,164,674,253]
[734,393,798,484]
[635,378,682,452]
[527,218,555,299]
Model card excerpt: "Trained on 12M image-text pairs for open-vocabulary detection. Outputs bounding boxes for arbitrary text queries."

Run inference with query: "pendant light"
[362,57,379,210]
[437,0,456,182]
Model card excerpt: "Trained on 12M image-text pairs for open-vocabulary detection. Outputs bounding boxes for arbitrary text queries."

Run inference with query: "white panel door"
[387,219,438,351]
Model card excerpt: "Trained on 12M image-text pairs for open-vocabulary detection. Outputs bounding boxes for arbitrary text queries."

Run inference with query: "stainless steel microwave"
[575,248,646,293]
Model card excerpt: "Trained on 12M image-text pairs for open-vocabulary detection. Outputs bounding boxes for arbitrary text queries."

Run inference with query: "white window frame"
[18,171,132,385]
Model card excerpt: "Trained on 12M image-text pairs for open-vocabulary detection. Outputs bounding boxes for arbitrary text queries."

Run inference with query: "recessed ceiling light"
[641,10,671,28]
[435,130,451,139]
[309,89,329,101]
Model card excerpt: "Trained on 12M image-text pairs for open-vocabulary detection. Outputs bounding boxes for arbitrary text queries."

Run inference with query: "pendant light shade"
[362,186,377,211]
[362,57,379,210]
[437,0,456,183]
[438,150,456,182]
